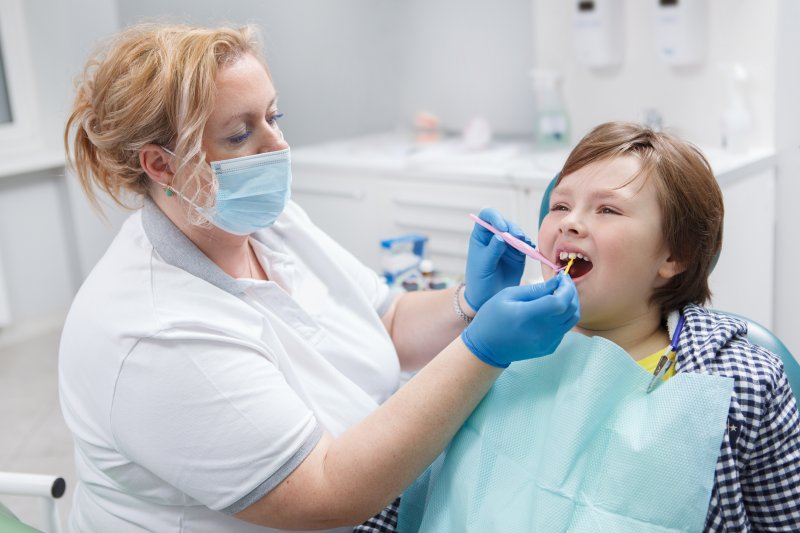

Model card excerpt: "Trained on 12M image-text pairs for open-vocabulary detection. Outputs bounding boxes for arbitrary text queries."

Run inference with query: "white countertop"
[292,132,776,187]
[0,148,66,179]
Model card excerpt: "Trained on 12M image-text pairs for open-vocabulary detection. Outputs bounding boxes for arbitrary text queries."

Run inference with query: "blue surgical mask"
[163,147,292,235]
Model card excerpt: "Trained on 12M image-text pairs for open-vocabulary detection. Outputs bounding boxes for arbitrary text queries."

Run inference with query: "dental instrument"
[563,257,575,276]
[468,214,561,271]
[646,313,686,393]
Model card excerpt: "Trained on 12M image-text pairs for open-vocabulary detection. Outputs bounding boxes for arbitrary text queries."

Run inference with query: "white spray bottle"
[719,63,752,153]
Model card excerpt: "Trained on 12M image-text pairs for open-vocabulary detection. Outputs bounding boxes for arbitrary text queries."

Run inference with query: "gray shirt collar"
[141,196,252,296]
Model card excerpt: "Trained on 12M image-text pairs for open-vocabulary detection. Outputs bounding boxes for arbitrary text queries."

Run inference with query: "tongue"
[568,258,593,278]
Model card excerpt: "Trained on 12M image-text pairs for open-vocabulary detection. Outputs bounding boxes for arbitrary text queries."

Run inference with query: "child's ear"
[658,255,686,280]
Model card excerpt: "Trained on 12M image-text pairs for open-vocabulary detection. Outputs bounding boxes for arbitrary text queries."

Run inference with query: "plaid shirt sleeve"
[353,497,399,533]
[740,370,800,530]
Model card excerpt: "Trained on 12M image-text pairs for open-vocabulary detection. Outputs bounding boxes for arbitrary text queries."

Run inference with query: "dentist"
[59,23,579,533]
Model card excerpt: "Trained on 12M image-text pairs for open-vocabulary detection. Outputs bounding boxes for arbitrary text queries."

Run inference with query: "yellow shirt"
[638,345,677,382]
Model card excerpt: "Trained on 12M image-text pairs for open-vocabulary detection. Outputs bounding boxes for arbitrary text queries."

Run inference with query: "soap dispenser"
[530,69,570,148]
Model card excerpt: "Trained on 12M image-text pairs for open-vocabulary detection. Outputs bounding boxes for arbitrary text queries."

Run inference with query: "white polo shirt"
[58,198,401,533]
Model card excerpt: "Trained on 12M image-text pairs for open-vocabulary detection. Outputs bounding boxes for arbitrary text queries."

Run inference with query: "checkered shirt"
[674,304,800,531]
[354,497,399,533]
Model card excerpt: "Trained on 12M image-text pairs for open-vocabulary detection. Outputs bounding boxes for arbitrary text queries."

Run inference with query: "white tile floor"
[0,327,73,532]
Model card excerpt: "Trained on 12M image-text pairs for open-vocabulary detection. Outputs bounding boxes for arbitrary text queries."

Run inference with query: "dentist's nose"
[255,119,289,153]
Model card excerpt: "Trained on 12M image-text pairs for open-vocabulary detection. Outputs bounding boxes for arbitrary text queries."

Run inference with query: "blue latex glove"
[461,275,580,368]
[464,208,529,311]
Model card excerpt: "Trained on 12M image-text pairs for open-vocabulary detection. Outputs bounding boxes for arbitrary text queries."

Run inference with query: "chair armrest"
[0,472,65,499]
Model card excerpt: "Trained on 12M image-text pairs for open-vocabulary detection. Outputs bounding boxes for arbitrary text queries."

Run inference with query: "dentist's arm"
[235,276,579,530]
[381,284,473,370]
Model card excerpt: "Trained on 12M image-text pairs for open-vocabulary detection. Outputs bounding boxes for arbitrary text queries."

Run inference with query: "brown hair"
[557,121,723,315]
[64,23,267,214]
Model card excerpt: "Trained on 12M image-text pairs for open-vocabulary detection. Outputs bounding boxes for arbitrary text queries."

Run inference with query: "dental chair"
[0,472,66,533]
[537,175,800,400]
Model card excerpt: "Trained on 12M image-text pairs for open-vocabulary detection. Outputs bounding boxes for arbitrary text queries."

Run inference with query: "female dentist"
[59,23,579,533]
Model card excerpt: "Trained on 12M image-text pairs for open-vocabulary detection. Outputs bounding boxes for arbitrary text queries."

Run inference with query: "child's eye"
[550,203,569,212]
[227,130,252,145]
[600,206,620,215]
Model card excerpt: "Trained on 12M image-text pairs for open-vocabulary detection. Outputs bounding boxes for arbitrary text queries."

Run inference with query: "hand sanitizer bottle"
[530,69,570,148]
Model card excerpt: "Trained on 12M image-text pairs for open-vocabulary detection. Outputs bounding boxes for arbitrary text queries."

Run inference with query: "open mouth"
[558,251,593,278]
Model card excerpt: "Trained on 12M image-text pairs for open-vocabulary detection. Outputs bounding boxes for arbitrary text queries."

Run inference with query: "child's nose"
[559,211,586,236]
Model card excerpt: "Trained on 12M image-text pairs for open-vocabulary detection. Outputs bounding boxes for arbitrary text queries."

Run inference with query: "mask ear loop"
[155,146,211,215]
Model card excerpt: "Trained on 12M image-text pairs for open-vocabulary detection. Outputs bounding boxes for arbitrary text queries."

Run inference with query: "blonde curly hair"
[64,23,268,214]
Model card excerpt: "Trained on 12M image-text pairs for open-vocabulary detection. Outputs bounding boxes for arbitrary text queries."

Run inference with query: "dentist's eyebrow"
[220,96,278,128]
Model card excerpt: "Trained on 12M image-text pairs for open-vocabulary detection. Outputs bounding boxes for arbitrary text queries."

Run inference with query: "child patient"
[536,122,800,530]
[380,122,800,533]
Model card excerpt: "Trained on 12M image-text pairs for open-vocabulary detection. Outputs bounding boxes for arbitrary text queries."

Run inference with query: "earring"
[165,186,174,197]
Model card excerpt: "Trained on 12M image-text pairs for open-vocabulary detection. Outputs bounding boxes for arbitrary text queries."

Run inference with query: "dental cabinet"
[291,134,777,328]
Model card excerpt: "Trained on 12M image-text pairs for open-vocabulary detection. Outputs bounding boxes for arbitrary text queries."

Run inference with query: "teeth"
[559,251,591,262]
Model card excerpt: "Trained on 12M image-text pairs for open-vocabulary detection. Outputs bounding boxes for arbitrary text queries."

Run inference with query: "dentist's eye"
[227,130,252,145]
[267,112,284,126]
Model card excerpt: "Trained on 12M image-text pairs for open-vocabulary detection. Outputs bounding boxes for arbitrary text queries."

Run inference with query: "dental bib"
[398,332,733,533]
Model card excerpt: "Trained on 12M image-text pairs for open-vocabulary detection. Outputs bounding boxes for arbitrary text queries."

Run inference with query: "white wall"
[774,0,800,357]
[0,170,75,324]
[532,0,776,148]
[10,0,120,159]
[119,0,538,144]
[35,0,123,282]
[394,0,536,136]
[118,0,404,147]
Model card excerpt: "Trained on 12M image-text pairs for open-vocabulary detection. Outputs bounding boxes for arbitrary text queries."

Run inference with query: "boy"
[536,122,800,530]
[380,122,800,532]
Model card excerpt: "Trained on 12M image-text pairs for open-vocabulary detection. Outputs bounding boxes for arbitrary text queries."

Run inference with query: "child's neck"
[576,311,670,361]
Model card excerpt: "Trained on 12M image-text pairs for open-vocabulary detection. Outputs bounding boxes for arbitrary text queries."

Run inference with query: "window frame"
[0,0,39,153]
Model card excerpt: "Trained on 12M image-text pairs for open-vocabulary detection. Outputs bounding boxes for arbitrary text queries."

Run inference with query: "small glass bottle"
[419,259,434,290]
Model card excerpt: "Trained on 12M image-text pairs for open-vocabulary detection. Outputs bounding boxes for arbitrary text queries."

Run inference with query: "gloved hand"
[461,274,580,368]
[464,208,529,311]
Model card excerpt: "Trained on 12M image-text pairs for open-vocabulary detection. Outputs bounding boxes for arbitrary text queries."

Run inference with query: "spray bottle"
[719,63,752,153]
[530,69,570,147]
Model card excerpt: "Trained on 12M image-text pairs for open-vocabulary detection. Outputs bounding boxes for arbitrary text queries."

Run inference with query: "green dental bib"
[399,332,733,532]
